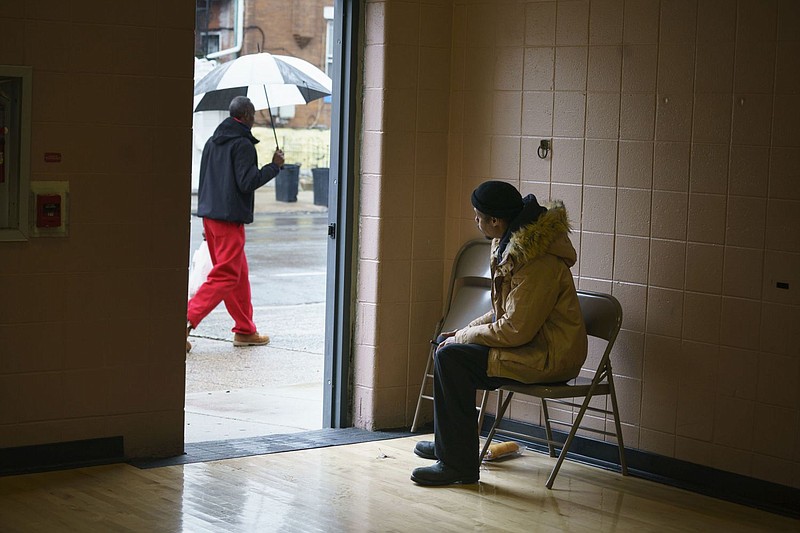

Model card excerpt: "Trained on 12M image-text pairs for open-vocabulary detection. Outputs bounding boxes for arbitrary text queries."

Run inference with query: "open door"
[323,0,359,428]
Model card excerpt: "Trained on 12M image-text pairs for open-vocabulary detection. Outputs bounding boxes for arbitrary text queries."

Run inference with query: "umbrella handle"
[261,85,281,150]
[270,122,280,151]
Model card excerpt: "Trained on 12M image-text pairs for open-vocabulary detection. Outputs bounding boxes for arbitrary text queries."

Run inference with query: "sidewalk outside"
[185,185,328,443]
[253,180,328,215]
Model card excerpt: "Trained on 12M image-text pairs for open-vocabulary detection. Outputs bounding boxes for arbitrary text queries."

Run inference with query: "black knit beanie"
[471,181,524,220]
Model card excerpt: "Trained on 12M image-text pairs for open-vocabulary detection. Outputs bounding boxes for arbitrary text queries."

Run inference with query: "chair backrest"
[452,239,491,280]
[438,240,492,333]
[438,250,624,348]
[440,285,492,332]
[577,290,623,345]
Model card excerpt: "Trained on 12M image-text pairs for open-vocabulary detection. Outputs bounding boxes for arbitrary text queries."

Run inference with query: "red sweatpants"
[187,218,257,335]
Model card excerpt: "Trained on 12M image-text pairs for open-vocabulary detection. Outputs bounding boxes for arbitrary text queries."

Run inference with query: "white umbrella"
[193,53,333,146]
[193,53,332,111]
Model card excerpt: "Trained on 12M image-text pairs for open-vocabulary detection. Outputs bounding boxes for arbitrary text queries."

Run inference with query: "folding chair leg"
[541,399,556,458]
[479,391,514,462]
[607,373,628,476]
[545,394,593,489]
[411,346,436,433]
[476,390,490,436]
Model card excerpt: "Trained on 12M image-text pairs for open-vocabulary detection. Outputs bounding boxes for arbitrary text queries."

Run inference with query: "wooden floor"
[0,435,796,532]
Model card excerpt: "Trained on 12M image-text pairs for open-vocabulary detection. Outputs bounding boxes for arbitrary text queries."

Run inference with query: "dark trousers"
[433,340,517,474]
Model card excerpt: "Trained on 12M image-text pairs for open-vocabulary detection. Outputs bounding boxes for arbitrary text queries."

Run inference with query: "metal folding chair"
[478,290,628,489]
[411,239,492,433]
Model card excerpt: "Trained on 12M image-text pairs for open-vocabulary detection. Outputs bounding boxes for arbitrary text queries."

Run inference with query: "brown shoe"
[233,332,270,347]
[186,322,193,353]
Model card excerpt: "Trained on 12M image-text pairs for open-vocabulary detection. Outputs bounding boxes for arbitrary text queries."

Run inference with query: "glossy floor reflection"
[0,436,796,532]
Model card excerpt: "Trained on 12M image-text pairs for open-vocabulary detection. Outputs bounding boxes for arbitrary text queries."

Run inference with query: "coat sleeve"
[454,259,560,348]
[231,140,280,193]
[467,310,494,328]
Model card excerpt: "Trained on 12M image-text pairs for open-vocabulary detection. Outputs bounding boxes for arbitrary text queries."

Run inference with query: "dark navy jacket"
[196,117,280,224]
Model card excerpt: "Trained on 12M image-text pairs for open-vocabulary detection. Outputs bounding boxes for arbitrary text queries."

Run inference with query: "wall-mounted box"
[30,181,68,237]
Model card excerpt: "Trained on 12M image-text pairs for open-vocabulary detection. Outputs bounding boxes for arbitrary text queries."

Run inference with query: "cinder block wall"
[358,0,799,489]
[356,0,454,431]
[0,2,195,458]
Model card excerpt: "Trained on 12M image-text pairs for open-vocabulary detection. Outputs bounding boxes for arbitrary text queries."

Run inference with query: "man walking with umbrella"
[186,96,285,352]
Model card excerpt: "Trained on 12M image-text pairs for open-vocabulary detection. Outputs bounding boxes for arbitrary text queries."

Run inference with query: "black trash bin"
[311,167,329,207]
[275,164,300,202]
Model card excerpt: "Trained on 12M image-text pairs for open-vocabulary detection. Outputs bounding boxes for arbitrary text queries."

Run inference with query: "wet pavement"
[185,184,329,443]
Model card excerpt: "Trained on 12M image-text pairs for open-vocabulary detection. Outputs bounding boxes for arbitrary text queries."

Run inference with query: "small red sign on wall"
[44,152,62,163]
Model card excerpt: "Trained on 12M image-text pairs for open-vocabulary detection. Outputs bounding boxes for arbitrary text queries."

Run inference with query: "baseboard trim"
[0,437,125,476]
[481,416,799,519]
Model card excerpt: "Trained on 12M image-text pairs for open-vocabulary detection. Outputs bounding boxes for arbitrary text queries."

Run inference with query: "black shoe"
[411,461,479,486]
[414,440,437,460]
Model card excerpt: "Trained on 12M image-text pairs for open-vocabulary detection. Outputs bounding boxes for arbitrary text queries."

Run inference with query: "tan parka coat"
[453,201,587,383]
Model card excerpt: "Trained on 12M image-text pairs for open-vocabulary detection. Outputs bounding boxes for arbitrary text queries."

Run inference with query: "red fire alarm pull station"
[30,181,69,237]
[36,194,62,228]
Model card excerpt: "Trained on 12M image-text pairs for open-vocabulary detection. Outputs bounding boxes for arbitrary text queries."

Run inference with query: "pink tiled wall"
[0,2,195,457]
[356,0,454,429]
[359,0,799,488]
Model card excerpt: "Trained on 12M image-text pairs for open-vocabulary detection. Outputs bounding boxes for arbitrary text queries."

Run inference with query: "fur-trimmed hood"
[497,200,576,268]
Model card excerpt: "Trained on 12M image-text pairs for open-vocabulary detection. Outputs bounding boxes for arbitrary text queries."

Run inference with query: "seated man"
[411,181,587,486]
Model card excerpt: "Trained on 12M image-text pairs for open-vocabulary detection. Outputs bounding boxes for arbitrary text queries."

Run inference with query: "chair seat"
[501,378,611,399]
[479,290,627,489]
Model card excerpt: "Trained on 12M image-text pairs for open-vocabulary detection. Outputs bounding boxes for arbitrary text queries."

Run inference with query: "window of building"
[0,66,31,241]
[201,32,221,56]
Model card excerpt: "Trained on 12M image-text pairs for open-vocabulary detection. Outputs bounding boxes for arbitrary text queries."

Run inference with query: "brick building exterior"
[196,0,333,129]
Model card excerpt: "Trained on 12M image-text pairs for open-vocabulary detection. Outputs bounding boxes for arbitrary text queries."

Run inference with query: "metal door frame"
[323,0,360,428]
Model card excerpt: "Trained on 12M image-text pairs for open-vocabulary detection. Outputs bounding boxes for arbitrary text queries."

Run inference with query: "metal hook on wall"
[537,139,550,159]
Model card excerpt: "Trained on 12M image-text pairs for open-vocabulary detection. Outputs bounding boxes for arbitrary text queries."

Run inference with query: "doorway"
[185,0,358,443]
[184,199,328,442]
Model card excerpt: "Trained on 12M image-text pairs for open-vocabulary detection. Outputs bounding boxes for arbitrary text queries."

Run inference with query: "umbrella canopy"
[193,53,332,113]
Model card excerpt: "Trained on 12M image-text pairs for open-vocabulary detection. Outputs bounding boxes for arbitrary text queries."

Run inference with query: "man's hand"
[434,330,457,349]
[272,149,285,168]
[439,336,457,348]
